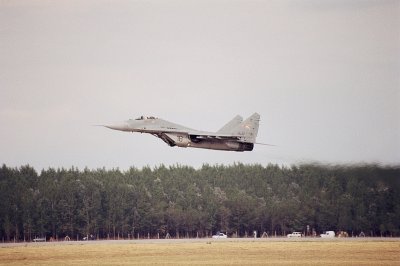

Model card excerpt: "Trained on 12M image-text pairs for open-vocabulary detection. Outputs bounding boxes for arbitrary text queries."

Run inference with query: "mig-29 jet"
[102,113,261,152]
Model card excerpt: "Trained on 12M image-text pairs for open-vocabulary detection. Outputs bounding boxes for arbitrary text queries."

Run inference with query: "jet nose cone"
[104,121,129,131]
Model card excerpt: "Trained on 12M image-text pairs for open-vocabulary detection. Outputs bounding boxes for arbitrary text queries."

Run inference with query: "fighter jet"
[103,113,261,152]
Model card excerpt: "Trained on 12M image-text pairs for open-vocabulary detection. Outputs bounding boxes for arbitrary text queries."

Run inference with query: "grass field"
[1,239,399,265]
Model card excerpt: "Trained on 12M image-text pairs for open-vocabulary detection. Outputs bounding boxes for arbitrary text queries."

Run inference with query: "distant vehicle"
[101,113,266,152]
[320,231,335,238]
[83,234,95,241]
[287,232,302,238]
[338,231,349,237]
[33,237,46,242]
[212,232,228,239]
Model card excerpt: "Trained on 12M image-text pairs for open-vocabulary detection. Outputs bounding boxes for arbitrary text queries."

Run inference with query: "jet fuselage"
[104,114,260,152]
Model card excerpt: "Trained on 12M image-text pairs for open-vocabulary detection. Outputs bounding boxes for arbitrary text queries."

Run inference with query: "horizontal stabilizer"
[255,142,276,146]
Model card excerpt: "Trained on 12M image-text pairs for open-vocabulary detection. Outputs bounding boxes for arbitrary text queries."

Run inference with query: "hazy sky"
[1,0,399,170]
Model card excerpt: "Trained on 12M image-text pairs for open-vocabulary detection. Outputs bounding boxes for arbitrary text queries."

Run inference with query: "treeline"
[0,163,399,241]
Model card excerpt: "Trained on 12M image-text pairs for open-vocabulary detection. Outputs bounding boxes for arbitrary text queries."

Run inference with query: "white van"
[320,231,335,238]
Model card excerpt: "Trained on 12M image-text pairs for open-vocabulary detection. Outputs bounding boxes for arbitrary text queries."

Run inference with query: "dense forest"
[0,163,399,241]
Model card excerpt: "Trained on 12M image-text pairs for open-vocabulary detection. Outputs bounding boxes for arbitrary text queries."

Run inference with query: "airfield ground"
[0,238,399,265]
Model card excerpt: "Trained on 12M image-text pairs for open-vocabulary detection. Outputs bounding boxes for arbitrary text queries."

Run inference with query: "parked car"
[287,232,302,238]
[212,232,227,239]
[320,231,335,238]
[33,237,46,242]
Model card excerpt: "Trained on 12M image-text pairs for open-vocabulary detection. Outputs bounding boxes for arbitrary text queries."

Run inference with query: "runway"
[1,237,399,248]
[2,237,399,265]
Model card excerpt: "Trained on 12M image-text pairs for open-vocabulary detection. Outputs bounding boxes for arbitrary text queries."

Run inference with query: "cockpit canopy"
[134,116,157,120]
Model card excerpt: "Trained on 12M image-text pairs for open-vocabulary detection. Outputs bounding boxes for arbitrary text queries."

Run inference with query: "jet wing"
[187,131,243,141]
[192,135,240,140]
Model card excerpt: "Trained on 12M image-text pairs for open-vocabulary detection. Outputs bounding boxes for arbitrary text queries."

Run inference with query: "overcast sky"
[1,0,399,171]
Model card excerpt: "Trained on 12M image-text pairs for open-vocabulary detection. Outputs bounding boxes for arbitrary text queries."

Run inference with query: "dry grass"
[1,240,399,265]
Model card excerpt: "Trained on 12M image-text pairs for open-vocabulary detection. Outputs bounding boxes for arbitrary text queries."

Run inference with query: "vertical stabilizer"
[231,113,260,143]
[217,115,243,134]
